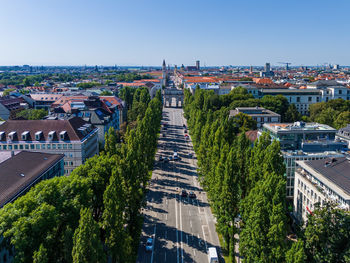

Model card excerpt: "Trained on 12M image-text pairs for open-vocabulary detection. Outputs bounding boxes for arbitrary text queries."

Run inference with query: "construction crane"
[277,62,292,71]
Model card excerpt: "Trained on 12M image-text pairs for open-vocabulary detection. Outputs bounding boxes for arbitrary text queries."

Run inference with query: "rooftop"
[0,151,64,207]
[304,157,350,196]
[264,122,336,132]
[230,107,280,117]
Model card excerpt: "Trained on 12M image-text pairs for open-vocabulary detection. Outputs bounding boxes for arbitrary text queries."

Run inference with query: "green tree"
[333,111,350,129]
[304,202,350,263]
[16,109,47,120]
[286,240,306,263]
[72,208,105,263]
[33,244,48,263]
[285,104,302,122]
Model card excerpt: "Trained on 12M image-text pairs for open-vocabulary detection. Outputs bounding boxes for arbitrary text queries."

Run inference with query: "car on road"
[164,157,169,163]
[189,191,196,198]
[208,247,219,263]
[158,156,163,162]
[145,237,153,252]
[188,153,193,158]
[184,129,187,133]
[183,124,186,128]
[181,190,188,197]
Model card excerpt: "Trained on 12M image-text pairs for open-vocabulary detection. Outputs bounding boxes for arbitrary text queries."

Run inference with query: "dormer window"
[0,131,5,141]
[21,131,30,141]
[48,131,56,141]
[60,131,67,140]
[35,131,43,141]
[8,131,17,141]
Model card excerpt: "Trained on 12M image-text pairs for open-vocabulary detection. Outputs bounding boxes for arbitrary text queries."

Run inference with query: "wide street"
[136,100,221,263]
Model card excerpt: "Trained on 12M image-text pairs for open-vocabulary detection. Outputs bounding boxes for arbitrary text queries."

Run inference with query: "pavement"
[136,104,221,263]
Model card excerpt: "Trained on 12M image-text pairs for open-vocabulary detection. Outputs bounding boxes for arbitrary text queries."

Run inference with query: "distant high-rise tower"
[162,59,167,87]
[196,60,200,70]
[250,66,253,74]
[264,63,271,73]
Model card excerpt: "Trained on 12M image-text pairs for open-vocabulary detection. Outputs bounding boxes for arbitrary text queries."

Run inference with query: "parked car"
[181,190,188,197]
[189,191,196,198]
[145,237,153,252]
[188,153,193,158]
[184,129,187,133]
[158,156,163,162]
[183,124,186,128]
[164,157,169,163]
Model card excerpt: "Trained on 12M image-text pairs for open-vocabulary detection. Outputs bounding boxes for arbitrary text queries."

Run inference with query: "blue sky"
[1,0,349,66]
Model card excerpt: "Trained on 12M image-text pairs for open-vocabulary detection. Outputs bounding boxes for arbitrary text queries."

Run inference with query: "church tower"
[162,59,167,87]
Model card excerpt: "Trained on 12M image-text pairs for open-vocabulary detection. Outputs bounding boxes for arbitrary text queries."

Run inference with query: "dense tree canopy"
[0,93,162,262]
[309,99,350,128]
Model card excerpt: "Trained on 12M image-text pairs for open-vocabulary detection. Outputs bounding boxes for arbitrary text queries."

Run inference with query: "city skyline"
[1,0,350,66]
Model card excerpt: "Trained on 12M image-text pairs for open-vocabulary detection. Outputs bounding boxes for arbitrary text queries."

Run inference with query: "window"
[308,97,312,102]
[8,145,12,150]
[36,144,40,149]
[25,144,29,149]
[339,90,342,95]
[317,97,320,102]
[14,145,18,150]
[297,97,300,102]
[19,144,24,149]
[42,144,46,149]
[63,144,67,149]
[52,144,56,149]
[58,144,62,149]
[69,144,73,149]
[47,144,51,149]
[30,144,35,149]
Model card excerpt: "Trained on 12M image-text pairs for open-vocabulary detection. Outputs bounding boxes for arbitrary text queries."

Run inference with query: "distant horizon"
[0,63,348,68]
[1,0,350,66]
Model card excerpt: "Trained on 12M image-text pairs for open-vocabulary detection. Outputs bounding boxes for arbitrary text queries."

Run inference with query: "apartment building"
[229,107,280,128]
[336,124,350,148]
[0,117,98,175]
[260,122,346,200]
[294,157,350,223]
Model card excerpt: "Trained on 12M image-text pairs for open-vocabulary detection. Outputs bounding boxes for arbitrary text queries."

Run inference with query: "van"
[208,247,219,263]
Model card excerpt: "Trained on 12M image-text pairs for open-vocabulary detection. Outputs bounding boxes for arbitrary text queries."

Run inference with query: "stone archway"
[163,88,184,108]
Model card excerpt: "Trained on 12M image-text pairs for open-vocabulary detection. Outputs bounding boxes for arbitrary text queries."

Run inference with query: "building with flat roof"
[0,117,98,175]
[294,157,350,223]
[336,124,350,148]
[229,107,280,128]
[261,122,343,152]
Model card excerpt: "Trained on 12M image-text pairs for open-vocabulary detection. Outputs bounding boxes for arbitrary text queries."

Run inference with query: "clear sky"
[1,0,349,66]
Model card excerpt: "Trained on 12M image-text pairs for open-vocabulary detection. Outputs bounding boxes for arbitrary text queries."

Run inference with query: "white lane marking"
[190,220,192,229]
[150,225,156,263]
[175,192,179,263]
[201,225,208,251]
[180,195,184,263]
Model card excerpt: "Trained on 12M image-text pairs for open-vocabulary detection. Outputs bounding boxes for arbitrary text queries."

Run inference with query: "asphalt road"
[136,101,221,263]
